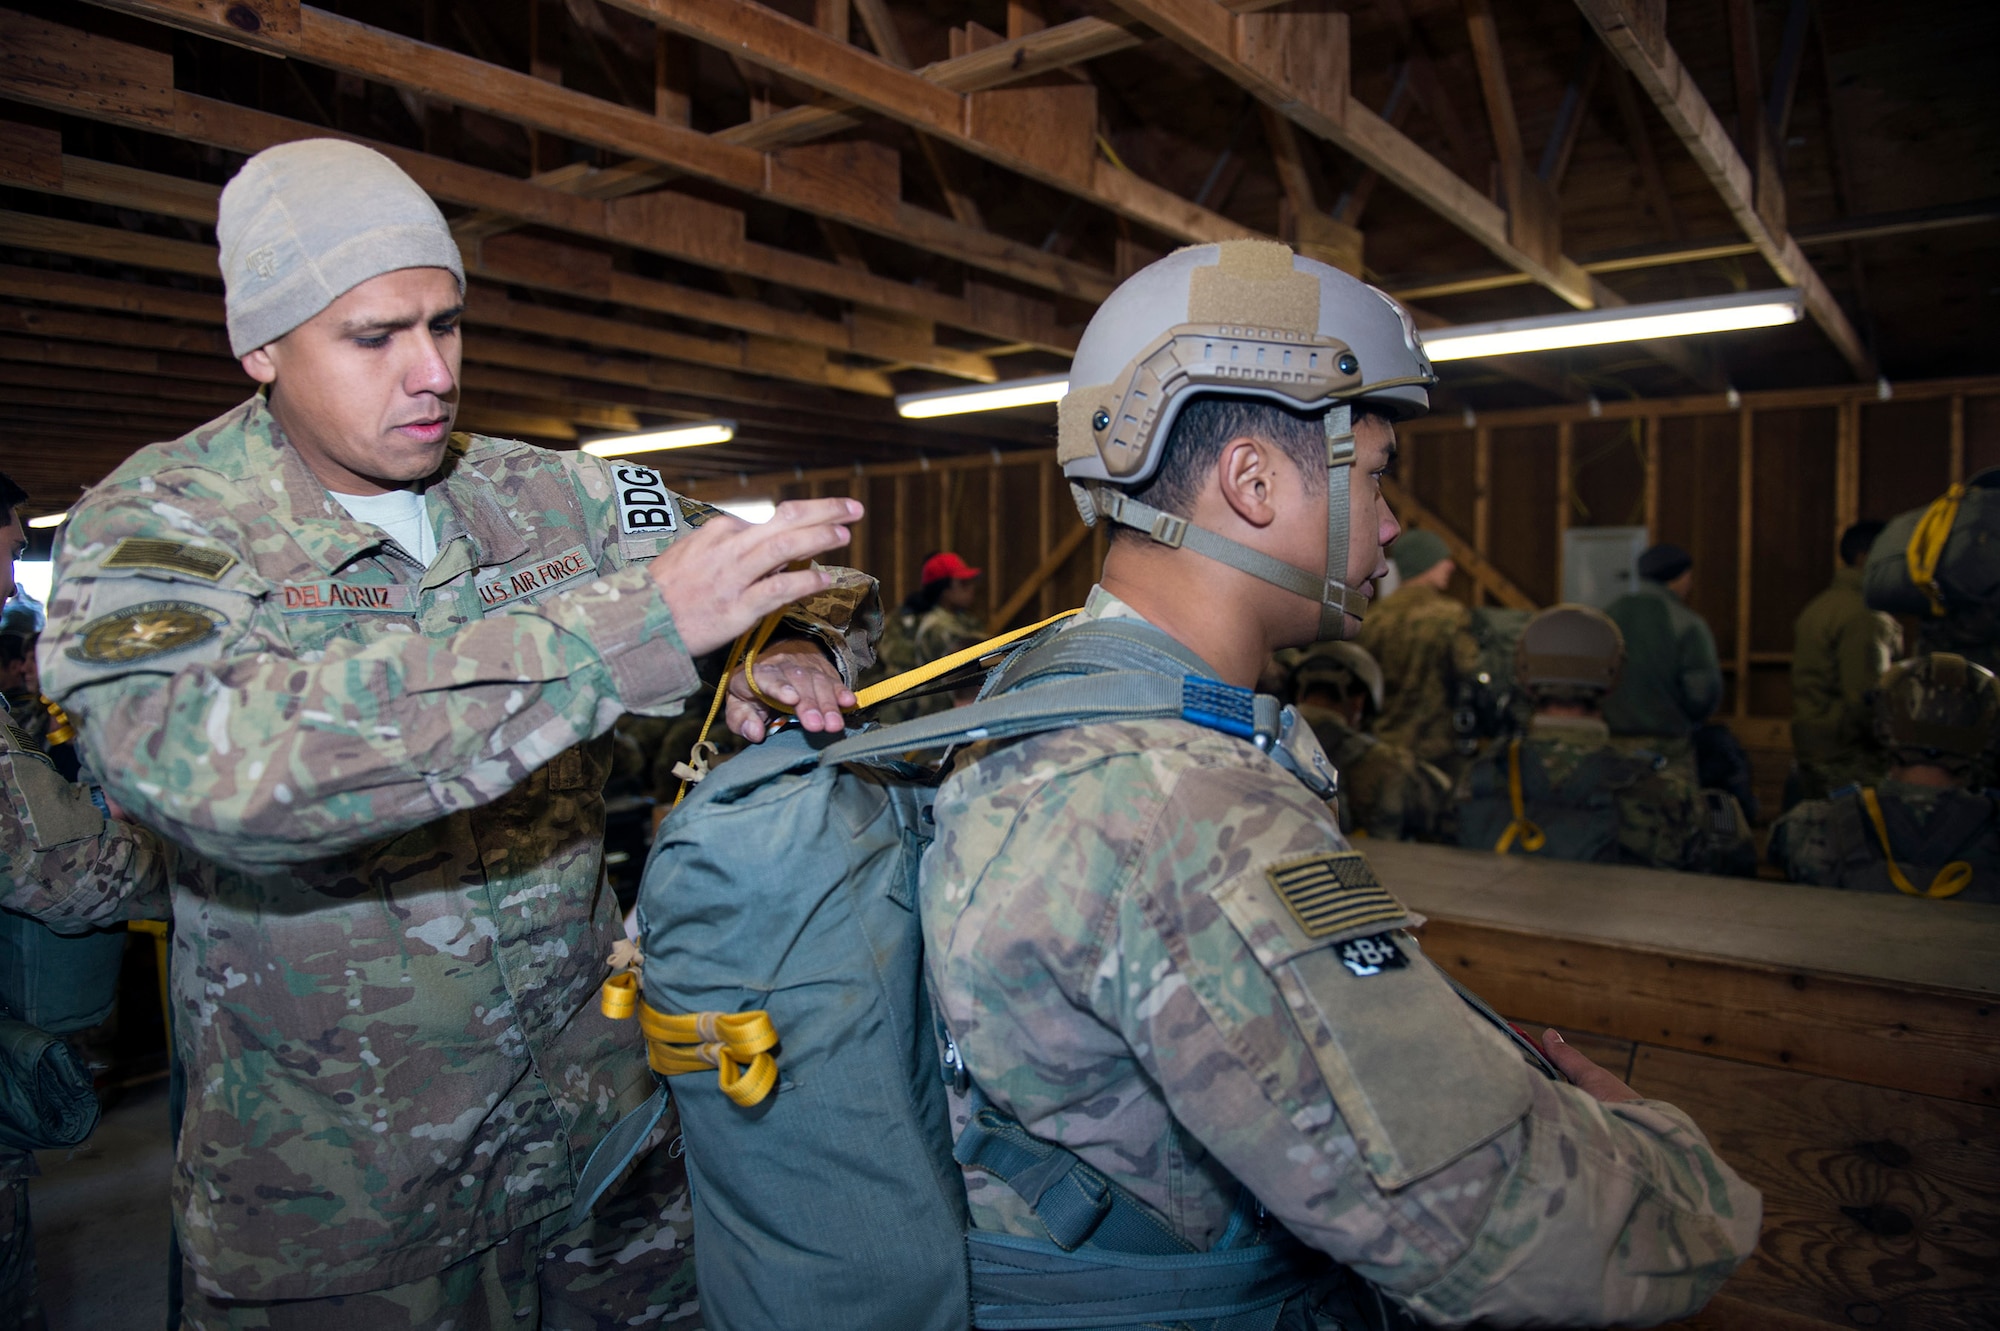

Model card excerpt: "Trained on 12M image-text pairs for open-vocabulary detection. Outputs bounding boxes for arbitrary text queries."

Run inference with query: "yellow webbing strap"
[1493,738,1548,855]
[639,1001,780,1107]
[1906,482,1967,618]
[852,609,1080,712]
[1859,787,1972,899]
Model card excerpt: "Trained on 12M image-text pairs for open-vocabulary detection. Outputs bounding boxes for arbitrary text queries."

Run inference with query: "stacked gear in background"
[1058,239,1436,640]
[1448,606,1535,760]
[1291,640,1386,716]
[1873,652,2000,776]
[1866,466,2000,673]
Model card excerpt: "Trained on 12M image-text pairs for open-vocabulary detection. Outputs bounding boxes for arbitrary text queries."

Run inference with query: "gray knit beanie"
[1390,528,1451,579]
[218,139,465,356]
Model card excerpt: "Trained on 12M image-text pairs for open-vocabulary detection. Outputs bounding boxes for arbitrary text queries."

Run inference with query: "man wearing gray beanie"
[33,139,880,1326]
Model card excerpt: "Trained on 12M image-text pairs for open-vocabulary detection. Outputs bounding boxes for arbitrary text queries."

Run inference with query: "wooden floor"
[1369,842,2000,1331]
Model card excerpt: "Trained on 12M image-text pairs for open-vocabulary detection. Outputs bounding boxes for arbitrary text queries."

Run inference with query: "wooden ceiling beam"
[1572,0,1872,381]
[1109,0,1598,309]
[0,15,1078,354]
[77,0,1113,306]
[601,0,1258,248]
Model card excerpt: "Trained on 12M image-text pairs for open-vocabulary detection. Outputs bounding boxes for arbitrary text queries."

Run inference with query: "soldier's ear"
[1214,435,1282,531]
[240,346,278,385]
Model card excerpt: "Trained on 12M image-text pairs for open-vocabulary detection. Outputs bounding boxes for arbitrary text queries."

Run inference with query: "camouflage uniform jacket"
[1604,581,1723,741]
[30,394,874,1302]
[1295,702,1450,841]
[1449,715,1710,870]
[1791,567,1899,777]
[2,693,174,930]
[914,603,986,666]
[1769,779,2000,902]
[1354,582,1469,765]
[921,586,1760,1327]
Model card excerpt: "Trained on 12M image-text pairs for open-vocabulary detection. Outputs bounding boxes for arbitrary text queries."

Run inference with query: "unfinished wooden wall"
[683,373,2000,742]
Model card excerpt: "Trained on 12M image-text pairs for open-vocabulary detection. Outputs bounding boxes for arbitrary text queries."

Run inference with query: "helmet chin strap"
[1084,404,1368,637]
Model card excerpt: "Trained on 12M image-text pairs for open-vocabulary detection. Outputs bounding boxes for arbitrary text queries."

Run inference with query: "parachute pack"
[1865,466,2000,619]
[1448,606,1535,756]
[570,614,1384,1331]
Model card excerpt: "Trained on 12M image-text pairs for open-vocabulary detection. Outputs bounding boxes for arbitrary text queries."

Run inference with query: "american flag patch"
[1264,852,1405,940]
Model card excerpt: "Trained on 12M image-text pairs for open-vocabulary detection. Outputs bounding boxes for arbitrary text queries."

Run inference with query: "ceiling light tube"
[580,421,736,457]
[1420,288,1803,361]
[896,373,1069,419]
[26,512,69,529]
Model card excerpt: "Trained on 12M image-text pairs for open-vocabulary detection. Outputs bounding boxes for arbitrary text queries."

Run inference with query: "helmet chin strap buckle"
[1145,511,1189,548]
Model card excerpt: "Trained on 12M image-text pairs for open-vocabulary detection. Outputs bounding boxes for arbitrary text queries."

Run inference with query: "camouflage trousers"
[181,1137,700,1331]
[1609,733,1698,786]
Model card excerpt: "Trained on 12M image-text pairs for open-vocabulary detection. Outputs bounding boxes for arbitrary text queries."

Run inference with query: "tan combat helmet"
[1058,240,1436,639]
[1875,652,2000,773]
[1515,604,1625,700]
[1292,641,1386,715]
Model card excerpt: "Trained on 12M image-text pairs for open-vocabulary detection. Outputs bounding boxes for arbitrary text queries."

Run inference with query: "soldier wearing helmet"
[1448,605,1752,873]
[920,242,1757,1328]
[1770,653,2000,900]
[1283,641,1452,841]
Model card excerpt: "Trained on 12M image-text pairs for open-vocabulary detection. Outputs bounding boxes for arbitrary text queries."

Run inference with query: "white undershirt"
[330,487,437,566]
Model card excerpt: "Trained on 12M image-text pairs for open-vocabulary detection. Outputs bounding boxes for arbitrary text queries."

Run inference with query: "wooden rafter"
[1572,0,1873,380]
[0,17,1075,357]
[73,0,1113,304]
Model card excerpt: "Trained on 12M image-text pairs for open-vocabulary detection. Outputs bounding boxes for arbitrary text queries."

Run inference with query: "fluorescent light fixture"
[1421,288,1803,361]
[580,420,735,457]
[896,373,1068,419]
[26,512,68,529]
[716,499,776,524]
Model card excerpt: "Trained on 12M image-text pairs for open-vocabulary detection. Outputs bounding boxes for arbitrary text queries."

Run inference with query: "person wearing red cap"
[863,552,986,723]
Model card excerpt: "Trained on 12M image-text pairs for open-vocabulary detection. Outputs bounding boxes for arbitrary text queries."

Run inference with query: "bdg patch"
[477,543,596,611]
[1263,851,1406,941]
[103,536,237,582]
[68,601,226,665]
[278,581,414,614]
[613,464,679,537]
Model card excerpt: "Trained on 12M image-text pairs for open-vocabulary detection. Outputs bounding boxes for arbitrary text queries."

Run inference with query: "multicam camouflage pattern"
[29,393,872,1305]
[1771,779,2000,902]
[179,1131,699,1330]
[1791,567,1901,799]
[1448,715,1730,871]
[1354,581,1469,766]
[913,603,986,667]
[922,587,1760,1327]
[1295,703,1451,841]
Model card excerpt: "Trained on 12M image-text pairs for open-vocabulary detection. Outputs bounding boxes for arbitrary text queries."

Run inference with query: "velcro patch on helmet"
[1188,240,1320,335]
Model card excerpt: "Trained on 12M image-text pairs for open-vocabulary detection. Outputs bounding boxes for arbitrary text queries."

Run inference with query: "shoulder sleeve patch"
[103,537,238,581]
[609,463,679,537]
[1264,851,1407,941]
[676,496,723,528]
[67,601,227,666]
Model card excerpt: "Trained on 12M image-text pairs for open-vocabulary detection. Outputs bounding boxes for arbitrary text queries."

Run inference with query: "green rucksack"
[1453,737,1646,863]
[571,617,1364,1331]
[1447,606,1534,757]
[1865,466,2000,618]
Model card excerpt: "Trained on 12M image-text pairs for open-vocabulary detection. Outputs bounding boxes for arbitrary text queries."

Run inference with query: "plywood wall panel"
[1750,408,1839,654]
[1656,413,1743,671]
[1570,419,1648,530]
[1965,394,2000,476]
[1488,425,1559,607]
[1859,399,1952,523]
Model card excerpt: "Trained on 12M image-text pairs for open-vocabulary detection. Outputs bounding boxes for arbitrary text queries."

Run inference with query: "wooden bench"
[1367,841,2000,1330]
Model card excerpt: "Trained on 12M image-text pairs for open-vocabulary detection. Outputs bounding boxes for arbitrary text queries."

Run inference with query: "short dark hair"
[1840,520,1886,568]
[1116,397,1330,538]
[0,470,25,527]
[0,633,28,668]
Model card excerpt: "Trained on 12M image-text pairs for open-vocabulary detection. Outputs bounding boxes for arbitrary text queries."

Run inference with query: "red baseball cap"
[921,551,982,583]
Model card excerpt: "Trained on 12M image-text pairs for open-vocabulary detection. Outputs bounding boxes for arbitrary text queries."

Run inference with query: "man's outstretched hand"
[649,498,861,657]
[724,639,857,741]
[1543,1029,1642,1104]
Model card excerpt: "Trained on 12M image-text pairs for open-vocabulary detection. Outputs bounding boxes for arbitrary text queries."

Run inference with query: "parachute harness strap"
[1859,787,1972,898]
[1907,482,1967,617]
[853,610,1080,713]
[1494,738,1548,855]
[639,1002,780,1107]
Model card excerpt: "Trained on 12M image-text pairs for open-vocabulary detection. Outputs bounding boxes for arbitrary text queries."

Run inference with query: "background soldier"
[1287,642,1452,841]
[1792,521,1901,801]
[1604,542,1724,777]
[0,470,177,1331]
[1355,527,1468,766]
[1771,653,2000,900]
[924,242,1758,1328]
[29,142,871,1329]
[1450,605,1751,872]
[858,549,982,722]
